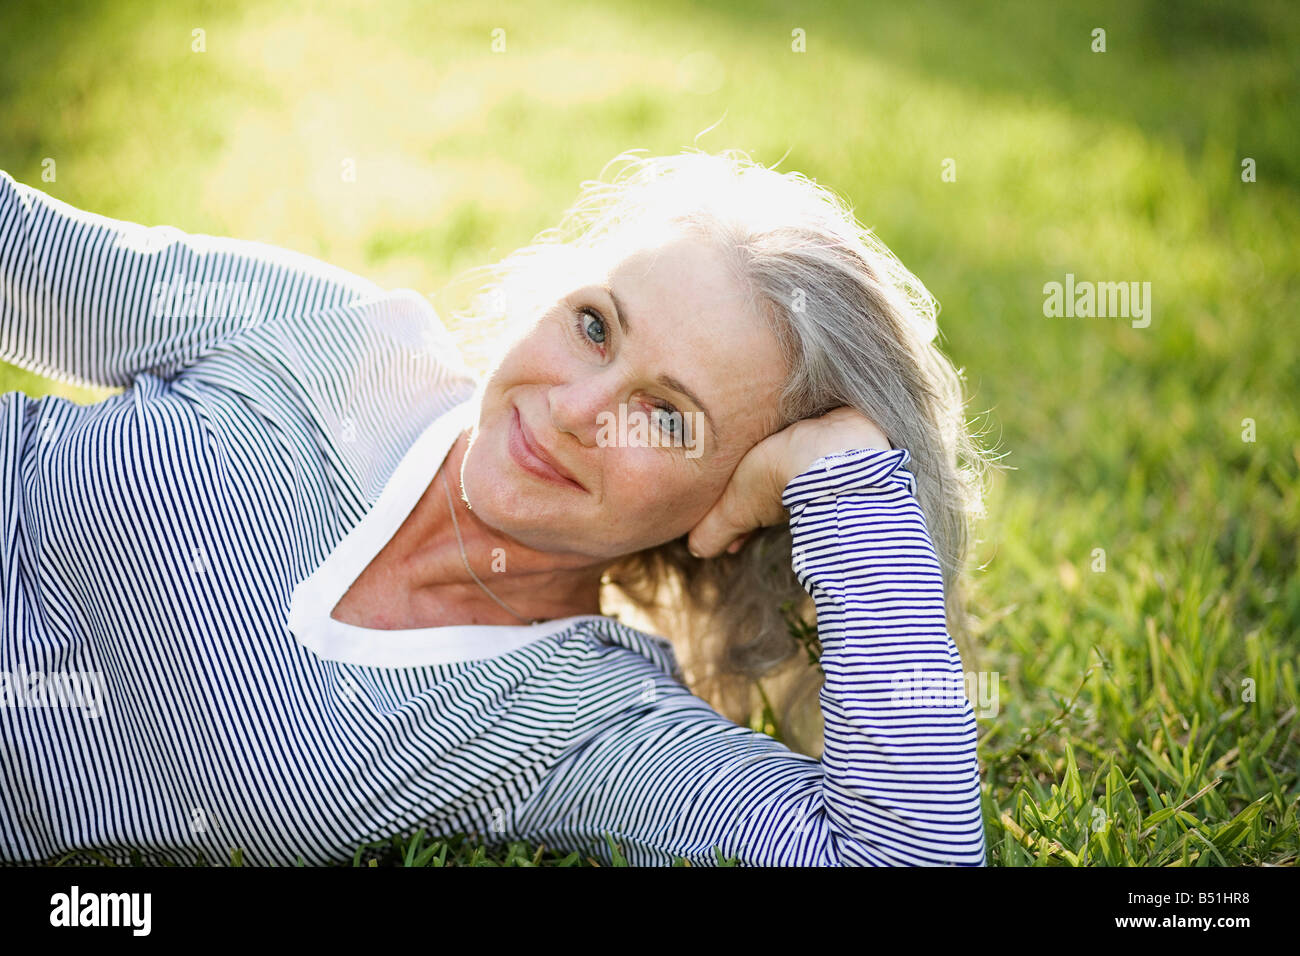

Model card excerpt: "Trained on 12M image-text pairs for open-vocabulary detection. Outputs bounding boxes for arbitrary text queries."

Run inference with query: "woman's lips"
[509,406,586,491]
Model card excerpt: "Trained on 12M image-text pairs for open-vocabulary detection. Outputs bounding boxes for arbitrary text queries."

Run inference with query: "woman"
[0,149,989,866]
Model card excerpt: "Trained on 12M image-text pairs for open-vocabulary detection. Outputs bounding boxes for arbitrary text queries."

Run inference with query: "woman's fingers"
[688,499,757,558]
[725,531,753,554]
[686,491,738,559]
[685,405,892,561]
[687,447,785,558]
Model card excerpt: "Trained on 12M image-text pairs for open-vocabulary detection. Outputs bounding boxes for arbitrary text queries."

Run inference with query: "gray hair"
[449,149,997,756]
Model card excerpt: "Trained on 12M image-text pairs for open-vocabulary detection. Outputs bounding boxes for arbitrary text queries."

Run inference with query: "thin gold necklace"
[440,471,542,626]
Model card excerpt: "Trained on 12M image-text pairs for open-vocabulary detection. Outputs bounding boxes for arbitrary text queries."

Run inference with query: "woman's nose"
[548,373,623,447]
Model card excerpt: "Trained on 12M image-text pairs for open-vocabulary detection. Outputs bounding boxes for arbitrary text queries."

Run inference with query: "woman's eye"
[574,307,607,347]
[650,405,686,442]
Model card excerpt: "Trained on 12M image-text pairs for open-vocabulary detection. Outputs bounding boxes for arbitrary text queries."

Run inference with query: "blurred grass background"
[1,0,1296,866]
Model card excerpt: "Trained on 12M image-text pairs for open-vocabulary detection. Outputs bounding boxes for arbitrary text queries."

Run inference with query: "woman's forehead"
[581,218,709,277]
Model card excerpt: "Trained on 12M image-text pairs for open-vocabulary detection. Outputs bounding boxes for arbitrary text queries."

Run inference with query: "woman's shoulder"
[179,289,478,462]
[560,614,687,686]
[191,287,474,385]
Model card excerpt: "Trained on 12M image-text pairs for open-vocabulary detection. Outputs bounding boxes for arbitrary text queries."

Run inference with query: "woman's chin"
[461,467,560,543]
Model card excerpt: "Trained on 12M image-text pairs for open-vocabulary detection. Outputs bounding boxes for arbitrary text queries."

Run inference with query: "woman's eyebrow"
[603,282,721,446]
[659,372,720,446]
[603,283,635,336]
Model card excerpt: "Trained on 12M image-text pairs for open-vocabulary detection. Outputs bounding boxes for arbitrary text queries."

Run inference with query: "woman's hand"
[687,406,892,559]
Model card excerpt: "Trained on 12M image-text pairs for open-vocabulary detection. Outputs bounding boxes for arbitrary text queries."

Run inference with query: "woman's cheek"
[497,317,565,374]
[647,465,715,528]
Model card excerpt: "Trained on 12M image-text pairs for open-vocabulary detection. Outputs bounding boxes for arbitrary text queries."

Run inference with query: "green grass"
[47,830,733,868]
[2,0,1296,866]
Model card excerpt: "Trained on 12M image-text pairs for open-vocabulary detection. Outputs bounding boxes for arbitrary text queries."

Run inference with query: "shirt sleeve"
[510,446,987,866]
[0,169,385,389]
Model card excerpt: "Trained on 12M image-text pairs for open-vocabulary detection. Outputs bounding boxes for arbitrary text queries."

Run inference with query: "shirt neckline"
[287,396,605,668]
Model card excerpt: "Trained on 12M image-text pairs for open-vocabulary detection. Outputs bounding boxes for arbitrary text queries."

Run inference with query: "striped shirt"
[0,171,986,866]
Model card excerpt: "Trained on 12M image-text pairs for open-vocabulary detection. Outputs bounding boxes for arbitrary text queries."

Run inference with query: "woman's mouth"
[508,406,587,492]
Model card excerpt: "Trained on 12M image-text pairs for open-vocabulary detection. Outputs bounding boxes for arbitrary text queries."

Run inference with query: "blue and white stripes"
[0,171,985,866]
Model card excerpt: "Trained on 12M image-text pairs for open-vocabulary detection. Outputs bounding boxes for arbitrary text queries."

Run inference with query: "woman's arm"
[780,445,986,863]
[509,446,986,866]
[0,170,384,388]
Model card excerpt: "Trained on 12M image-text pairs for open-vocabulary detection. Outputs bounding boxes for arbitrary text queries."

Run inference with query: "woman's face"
[461,232,789,560]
